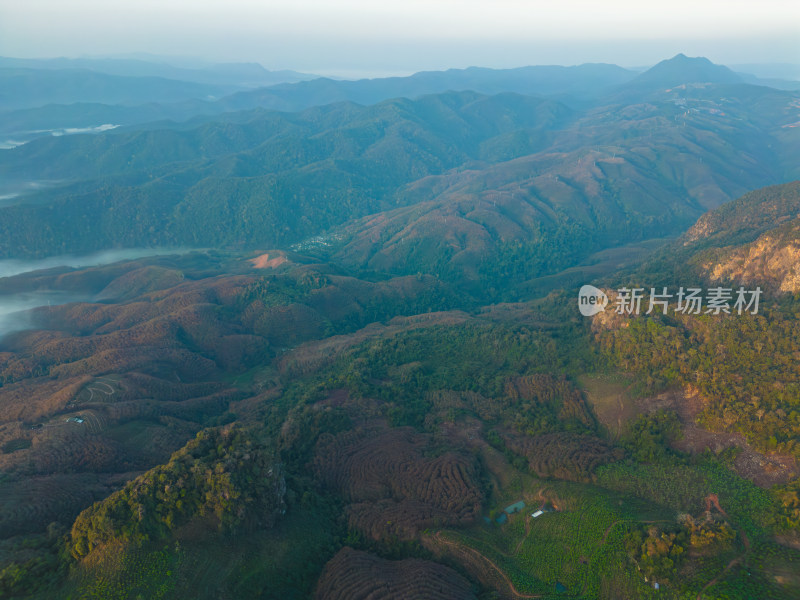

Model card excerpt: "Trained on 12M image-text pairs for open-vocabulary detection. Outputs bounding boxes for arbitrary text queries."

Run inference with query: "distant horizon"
[2,0,797,79]
[2,51,800,82]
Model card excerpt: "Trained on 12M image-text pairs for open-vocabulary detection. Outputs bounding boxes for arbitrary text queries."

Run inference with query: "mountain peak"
[633,54,742,87]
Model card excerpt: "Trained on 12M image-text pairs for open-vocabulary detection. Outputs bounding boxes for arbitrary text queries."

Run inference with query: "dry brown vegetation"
[314,547,477,600]
[506,374,596,428]
[0,257,468,551]
[0,473,121,538]
[314,423,484,540]
[502,431,623,481]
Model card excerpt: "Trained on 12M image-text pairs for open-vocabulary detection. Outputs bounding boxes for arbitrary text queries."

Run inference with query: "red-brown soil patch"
[249,252,289,269]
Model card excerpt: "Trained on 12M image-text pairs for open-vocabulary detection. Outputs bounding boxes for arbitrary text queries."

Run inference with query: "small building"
[504,501,525,515]
[532,510,545,518]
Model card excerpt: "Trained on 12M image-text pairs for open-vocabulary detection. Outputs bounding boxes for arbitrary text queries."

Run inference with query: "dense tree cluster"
[775,479,800,530]
[621,410,683,463]
[625,516,736,581]
[598,300,800,460]
[70,427,285,558]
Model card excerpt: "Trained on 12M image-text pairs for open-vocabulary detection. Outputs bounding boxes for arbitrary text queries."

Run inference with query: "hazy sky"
[1,0,798,76]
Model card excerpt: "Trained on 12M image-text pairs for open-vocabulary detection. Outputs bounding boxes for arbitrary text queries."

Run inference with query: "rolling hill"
[0,56,797,295]
[1,56,800,599]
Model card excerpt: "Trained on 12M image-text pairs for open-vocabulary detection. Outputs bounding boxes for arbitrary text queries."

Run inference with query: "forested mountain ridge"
[216,62,638,112]
[0,92,578,261]
[1,52,794,145]
[683,181,800,247]
[0,60,631,135]
[1,57,798,293]
[315,87,799,297]
[1,55,800,599]
[1,183,799,599]
[631,181,800,290]
[0,91,573,181]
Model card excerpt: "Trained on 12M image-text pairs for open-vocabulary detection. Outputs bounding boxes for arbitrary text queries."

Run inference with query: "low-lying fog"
[0,248,192,279]
[0,181,57,207]
[0,247,192,340]
[0,124,119,150]
[0,291,87,339]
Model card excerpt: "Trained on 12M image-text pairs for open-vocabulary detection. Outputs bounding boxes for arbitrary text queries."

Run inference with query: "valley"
[0,53,799,599]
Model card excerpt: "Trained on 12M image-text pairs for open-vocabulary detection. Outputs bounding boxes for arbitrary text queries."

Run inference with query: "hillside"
[0,66,797,302]
[633,181,800,288]
[0,184,799,598]
[0,92,582,264]
[0,68,239,111]
[684,181,800,247]
[318,92,799,298]
[1,55,800,599]
[0,61,632,147]
[594,181,800,529]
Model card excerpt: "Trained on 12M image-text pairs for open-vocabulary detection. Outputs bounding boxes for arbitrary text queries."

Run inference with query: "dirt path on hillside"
[427,531,544,599]
[512,487,552,555]
[513,515,532,555]
[695,494,750,600]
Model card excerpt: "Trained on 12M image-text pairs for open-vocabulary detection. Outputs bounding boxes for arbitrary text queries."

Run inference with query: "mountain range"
[1,54,798,304]
[1,54,800,599]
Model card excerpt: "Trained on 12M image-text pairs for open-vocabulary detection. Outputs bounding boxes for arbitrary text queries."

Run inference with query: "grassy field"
[577,373,639,440]
[434,480,674,598]
[426,428,800,600]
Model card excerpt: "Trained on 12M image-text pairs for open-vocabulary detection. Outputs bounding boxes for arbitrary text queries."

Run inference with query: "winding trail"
[695,494,750,600]
[430,531,544,599]
[513,515,532,555]
[512,488,547,555]
[696,556,744,600]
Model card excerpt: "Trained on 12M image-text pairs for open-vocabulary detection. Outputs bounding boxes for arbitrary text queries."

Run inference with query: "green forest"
[1,54,799,599]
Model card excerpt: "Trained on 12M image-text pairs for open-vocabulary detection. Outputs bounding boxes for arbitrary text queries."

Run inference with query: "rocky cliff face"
[700,221,800,293]
[589,289,636,332]
[682,181,800,246]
